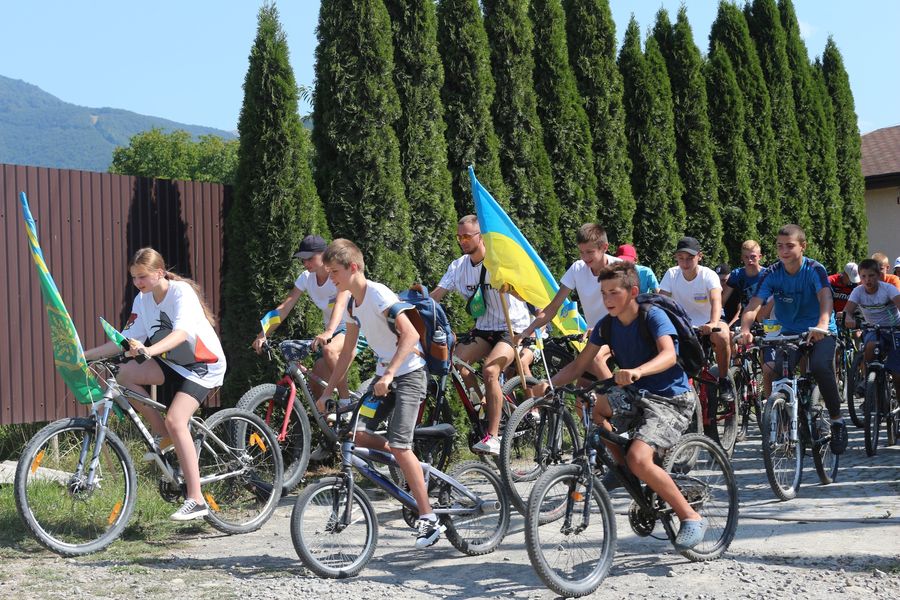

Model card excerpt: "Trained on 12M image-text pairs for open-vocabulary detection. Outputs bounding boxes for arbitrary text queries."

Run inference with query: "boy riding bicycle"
[533,262,707,550]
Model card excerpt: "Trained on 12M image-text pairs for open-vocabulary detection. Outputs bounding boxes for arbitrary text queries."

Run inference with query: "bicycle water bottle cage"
[280,340,314,362]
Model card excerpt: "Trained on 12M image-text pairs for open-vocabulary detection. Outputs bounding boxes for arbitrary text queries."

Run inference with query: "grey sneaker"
[414,517,444,549]
[170,498,208,521]
[674,517,708,550]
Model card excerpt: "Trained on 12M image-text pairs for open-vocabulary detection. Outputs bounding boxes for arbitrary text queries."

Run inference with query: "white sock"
[419,513,437,522]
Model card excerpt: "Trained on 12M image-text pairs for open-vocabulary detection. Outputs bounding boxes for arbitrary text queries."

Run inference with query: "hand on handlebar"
[124,338,151,363]
[251,335,267,354]
[311,331,333,351]
[614,368,641,386]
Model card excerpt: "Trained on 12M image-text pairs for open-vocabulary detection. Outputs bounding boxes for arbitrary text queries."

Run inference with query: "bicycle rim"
[761,394,802,501]
[525,464,617,598]
[199,409,284,534]
[847,353,866,428]
[716,368,740,455]
[14,419,136,556]
[441,461,510,555]
[291,478,377,578]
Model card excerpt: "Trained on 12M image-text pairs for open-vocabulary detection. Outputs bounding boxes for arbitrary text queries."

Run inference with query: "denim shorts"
[357,367,427,450]
[608,388,696,451]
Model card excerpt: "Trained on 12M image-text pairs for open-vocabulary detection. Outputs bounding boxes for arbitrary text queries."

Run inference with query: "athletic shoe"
[830,420,848,455]
[143,436,173,462]
[170,498,208,521]
[414,516,444,548]
[472,434,501,456]
[674,517,708,550]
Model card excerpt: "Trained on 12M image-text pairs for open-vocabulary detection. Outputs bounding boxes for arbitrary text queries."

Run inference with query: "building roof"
[862,124,900,179]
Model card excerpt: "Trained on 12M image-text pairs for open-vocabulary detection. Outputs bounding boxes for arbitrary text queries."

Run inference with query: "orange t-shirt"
[883,274,900,292]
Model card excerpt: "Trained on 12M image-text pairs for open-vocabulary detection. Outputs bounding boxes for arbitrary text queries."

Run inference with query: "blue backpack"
[387,285,456,376]
[599,293,705,378]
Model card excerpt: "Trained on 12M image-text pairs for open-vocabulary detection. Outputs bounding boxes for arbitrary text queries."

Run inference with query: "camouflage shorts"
[608,388,697,451]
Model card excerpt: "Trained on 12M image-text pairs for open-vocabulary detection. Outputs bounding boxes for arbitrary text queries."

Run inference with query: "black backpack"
[599,293,704,378]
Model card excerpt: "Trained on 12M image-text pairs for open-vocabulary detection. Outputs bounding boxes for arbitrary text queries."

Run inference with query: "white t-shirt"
[660,266,722,327]
[559,255,621,327]
[848,282,900,326]
[346,280,426,376]
[122,280,226,388]
[437,255,530,332]
[294,270,345,328]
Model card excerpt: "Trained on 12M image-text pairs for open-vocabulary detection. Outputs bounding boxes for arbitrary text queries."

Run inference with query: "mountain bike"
[731,324,764,442]
[692,328,738,456]
[758,334,838,501]
[858,323,900,456]
[290,391,510,578]
[836,315,865,427]
[524,379,738,597]
[14,354,283,556]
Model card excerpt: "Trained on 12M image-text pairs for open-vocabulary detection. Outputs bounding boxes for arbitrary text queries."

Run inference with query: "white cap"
[894,256,900,269]
[844,262,861,284]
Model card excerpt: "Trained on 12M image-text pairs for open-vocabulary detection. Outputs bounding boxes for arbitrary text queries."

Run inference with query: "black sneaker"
[718,378,735,402]
[414,516,444,549]
[170,498,208,521]
[830,420,848,455]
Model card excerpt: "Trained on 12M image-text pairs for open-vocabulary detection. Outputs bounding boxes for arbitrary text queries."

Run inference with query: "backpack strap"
[635,303,657,351]
[387,302,425,358]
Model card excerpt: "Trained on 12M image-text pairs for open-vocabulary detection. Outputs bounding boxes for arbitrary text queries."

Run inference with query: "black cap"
[713,263,730,276]
[675,236,701,256]
[294,235,327,259]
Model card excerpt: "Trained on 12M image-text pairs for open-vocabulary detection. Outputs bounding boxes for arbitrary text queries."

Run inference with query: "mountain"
[0,75,236,173]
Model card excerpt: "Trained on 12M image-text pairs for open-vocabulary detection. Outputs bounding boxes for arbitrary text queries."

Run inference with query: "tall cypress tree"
[563,0,635,245]
[709,1,780,254]
[384,0,458,285]
[530,0,597,252]
[436,0,508,216]
[780,0,844,270]
[312,0,415,289]
[706,43,757,264]
[822,37,867,260]
[483,0,564,271]
[222,4,328,398]
[619,18,684,274]
[653,7,725,264]
[746,0,815,256]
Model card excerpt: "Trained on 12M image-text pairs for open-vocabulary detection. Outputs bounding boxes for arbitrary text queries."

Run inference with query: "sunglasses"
[456,232,481,242]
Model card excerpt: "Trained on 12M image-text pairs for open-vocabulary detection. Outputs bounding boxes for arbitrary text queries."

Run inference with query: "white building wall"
[865,185,900,261]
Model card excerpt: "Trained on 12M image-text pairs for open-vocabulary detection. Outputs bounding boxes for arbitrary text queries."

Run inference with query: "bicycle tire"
[524,464,617,598]
[808,387,839,485]
[685,390,703,436]
[498,395,581,516]
[864,371,883,457]
[290,477,378,578]
[716,367,740,456]
[441,461,510,556]
[734,366,750,443]
[236,383,311,493]
[662,433,738,561]
[761,393,802,501]
[198,408,284,534]
[888,382,899,447]
[847,352,866,428]
[14,418,137,556]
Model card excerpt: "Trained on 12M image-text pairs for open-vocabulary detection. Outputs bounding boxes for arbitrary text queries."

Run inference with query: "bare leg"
[626,440,700,522]
[481,343,516,437]
[165,393,202,501]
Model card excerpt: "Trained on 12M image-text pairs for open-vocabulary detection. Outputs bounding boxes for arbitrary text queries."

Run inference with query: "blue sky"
[2,1,897,134]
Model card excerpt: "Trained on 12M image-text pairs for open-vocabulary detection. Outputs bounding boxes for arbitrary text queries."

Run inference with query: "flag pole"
[499,284,528,390]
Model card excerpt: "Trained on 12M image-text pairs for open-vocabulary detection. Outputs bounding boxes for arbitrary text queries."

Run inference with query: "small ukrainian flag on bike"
[259,310,281,336]
[468,167,587,337]
[18,192,103,405]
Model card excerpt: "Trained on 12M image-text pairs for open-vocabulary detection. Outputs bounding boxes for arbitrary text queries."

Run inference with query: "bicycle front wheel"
[847,352,866,428]
[663,433,739,561]
[808,387,839,485]
[761,393,803,501]
[440,461,509,555]
[525,464,617,598]
[498,395,580,516]
[14,418,137,556]
[236,382,311,493]
[864,372,884,456]
[716,368,740,456]
[291,477,378,578]
[198,408,284,534]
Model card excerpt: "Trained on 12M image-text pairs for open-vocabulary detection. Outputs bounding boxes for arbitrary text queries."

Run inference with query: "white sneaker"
[170,498,208,521]
[472,434,501,456]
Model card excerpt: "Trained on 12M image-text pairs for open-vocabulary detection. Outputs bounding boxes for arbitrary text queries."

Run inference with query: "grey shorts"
[608,388,696,451]
[358,367,427,450]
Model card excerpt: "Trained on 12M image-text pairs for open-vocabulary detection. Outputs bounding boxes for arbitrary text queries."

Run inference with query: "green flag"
[100,317,128,348]
[19,192,103,405]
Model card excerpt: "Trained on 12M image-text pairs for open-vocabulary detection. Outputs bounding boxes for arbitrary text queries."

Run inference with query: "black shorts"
[154,358,213,405]
[461,328,517,348]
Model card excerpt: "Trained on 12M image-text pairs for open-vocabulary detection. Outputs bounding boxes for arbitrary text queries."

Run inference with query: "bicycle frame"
[761,336,817,446]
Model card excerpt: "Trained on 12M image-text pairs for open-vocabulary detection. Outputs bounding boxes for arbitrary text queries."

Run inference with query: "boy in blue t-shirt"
[532,262,706,550]
[737,224,846,455]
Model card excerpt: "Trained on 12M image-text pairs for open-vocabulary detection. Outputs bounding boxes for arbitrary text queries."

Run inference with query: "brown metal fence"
[1,164,230,425]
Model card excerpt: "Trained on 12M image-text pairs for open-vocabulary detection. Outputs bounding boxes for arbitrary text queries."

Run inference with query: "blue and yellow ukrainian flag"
[19,192,103,405]
[259,310,282,336]
[468,167,587,337]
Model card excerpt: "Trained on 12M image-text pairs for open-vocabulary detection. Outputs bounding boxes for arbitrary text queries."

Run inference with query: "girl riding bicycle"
[84,247,226,521]
[251,234,353,402]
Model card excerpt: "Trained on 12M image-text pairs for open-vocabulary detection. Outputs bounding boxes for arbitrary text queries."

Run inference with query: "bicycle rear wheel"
[236,382,311,493]
[524,464,617,598]
[888,376,899,447]
[847,352,866,428]
[198,408,284,534]
[761,393,803,501]
[716,368,740,456]
[440,461,509,555]
[291,477,378,578]
[663,433,738,561]
[14,418,137,556]
[808,388,839,485]
[498,395,581,516]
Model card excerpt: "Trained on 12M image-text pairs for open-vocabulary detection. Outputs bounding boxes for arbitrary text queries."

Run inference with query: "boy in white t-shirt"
[660,236,733,401]
[317,239,441,549]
